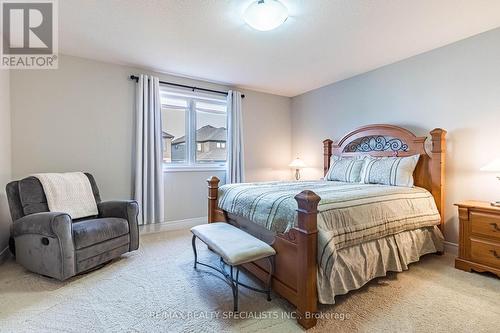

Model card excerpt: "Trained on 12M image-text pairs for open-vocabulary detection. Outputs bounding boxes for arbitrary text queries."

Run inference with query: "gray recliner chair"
[6,173,139,281]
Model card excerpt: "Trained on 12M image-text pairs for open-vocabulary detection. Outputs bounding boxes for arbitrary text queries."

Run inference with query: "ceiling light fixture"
[243,0,288,31]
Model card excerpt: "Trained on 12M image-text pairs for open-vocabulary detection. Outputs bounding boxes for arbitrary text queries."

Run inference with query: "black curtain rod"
[129,75,245,98]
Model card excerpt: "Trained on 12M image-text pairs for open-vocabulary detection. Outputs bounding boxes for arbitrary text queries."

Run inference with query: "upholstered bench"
[191,222,276,311]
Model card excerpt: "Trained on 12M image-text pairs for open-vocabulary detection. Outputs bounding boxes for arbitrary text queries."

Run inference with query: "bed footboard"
[293,190,320,328]
[206,176,320,329]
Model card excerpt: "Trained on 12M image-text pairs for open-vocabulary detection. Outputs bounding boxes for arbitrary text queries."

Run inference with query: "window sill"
[163,165,227,173]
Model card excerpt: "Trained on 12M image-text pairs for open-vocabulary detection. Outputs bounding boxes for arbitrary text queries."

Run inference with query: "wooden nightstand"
[455,201,500,277]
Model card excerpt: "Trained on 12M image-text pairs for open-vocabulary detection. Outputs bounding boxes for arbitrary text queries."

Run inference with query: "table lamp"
[289,157,306,181]
[480,158,500,207]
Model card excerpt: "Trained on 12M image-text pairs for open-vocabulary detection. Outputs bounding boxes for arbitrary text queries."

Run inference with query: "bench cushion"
[191,223,276,266]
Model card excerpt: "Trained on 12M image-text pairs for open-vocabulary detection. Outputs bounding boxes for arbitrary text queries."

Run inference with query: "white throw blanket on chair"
[33,172,98,219]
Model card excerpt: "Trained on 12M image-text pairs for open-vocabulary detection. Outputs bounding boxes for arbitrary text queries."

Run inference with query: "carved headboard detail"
[343,135,409,153]
[323,124,447,228]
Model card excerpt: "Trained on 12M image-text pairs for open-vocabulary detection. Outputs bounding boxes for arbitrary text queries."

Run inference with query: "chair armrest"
[98,200,139,251]
[98,200,138,219]
[13,212,72,239]
[12,212,76,280]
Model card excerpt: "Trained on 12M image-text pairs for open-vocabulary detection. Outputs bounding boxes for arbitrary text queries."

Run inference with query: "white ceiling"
[60,0,500,97]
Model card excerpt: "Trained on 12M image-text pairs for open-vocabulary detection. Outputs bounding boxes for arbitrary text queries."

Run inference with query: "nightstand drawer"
[470,239,500,268]
[470,211,500,241]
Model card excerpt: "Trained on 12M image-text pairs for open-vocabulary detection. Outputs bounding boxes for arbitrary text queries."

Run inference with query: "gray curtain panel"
[226,90,245,183]
[134,75,165,225]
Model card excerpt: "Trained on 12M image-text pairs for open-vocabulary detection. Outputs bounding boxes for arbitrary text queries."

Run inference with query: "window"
[161,87,227,169]
[215,142,226,149]
[162,106,186,164]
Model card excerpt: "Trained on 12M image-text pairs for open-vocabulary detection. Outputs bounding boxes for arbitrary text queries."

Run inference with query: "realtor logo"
[1,0,58,69]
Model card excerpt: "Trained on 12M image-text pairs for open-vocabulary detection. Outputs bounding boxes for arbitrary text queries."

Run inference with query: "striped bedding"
[218,180,440,258]
[219,180,441,302]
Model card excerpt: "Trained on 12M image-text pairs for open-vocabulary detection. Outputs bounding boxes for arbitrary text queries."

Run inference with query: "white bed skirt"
[318,226,444,304]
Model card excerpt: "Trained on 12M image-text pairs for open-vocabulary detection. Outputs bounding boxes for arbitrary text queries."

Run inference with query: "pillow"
[359,154,420,187]
[325,156,365,182]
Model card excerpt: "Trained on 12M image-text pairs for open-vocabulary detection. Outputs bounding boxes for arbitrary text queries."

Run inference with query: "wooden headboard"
[323,124,446,228]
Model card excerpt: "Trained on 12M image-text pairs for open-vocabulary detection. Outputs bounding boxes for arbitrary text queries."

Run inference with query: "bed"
[206,124,446,329]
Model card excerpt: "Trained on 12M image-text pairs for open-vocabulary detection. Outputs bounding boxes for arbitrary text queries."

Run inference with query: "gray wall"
[10,55,292,223]
[0,69,11,258]
[11,56,135,200]
[291,27,500,244]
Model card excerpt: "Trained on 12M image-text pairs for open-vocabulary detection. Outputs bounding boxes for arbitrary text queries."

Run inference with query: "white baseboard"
[139,216,207,235]
[443,241,458,256]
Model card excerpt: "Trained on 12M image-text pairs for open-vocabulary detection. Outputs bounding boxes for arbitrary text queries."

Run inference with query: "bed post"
[323,139,333,176]
[430,128,446,230]
[294,190,320,329]
[207,176,220,223]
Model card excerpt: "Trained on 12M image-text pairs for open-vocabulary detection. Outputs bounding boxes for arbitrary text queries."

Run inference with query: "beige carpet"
[0,229,499,333]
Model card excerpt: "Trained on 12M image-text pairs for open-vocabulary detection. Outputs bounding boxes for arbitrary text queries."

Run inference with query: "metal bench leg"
[234,267,240,312]
[266,256,274,301]
[190,238,273,311]
[229,266,239,312]
[192,235,197,269]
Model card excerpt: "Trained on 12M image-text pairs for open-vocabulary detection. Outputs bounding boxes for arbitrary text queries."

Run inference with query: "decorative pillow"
[325,156,365,182]
[359,155,420,187]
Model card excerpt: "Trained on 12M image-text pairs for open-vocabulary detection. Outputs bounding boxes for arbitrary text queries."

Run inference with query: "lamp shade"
[480,158,500,172]
[289,158,306,169]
